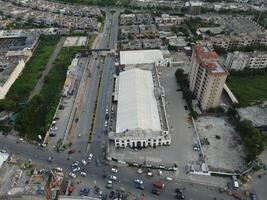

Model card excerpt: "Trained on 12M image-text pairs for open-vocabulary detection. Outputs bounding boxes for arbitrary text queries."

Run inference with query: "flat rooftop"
[0,34,38,52]
[0,56,25,87]
[120,49,164,66]
[237,104,267,127]
[194,45,228,75]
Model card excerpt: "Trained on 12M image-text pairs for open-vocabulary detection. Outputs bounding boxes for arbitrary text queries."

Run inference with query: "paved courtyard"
[108,67,198,176]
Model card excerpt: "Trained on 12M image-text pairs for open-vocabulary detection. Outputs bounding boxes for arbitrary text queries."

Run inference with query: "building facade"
[225,51,267,70]
[189,45,229,110]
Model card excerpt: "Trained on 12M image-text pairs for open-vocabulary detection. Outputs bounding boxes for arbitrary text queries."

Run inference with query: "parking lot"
[108,66,198,177]
[45,57,88,150]
[195,116,245,172]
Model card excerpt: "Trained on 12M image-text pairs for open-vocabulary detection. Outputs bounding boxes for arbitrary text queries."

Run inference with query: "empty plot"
[63,36,88,47]
[196,116,245,172]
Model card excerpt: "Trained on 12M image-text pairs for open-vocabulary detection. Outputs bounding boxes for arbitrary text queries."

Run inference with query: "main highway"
[0,11,234,200]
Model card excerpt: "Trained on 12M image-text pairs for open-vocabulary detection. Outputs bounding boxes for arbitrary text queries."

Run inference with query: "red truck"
[153,181,165,189]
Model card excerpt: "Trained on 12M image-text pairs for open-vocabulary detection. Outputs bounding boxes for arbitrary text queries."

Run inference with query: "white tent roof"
[120,50,164,66]
[116,68,161,133]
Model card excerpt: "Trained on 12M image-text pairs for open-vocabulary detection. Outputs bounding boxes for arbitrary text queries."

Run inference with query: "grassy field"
[6,35,60,103]
[15,47,82,139]
[227,74,267,106]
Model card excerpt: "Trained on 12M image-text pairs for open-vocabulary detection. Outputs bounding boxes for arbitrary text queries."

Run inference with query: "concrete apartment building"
[189,44,228,110]
[225,51,267,70]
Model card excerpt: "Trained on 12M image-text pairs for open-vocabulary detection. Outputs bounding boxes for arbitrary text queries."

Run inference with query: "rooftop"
[237,104,267,127]
[120,50,164,66]
[194,45,228,75]
[116,68,161,133]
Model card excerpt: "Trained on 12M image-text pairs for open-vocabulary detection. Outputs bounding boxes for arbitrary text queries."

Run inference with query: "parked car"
[135,182,144,190]
[109,191,115,198]
[81,159,87,165]
[109,175,117,181]
[73,167,81,172]
[134,179,143,185]
[250,192,257,200]
[176,193,185,199]
[111,168,118,173]
[79,187,90,196]
[72,161,79,168]
[68,149,75,154]
[152,189,160,195]
[153,181,165,189]
[81,171,87,177]
[232,175,239,188]
[96,159,101,167]
[166,177,172,181]
[175,188,183,194]
[69,172,76,179]
[147,171,153,177]
[106,180,113,189]
[158,170,163,176]
[88,153,93,160]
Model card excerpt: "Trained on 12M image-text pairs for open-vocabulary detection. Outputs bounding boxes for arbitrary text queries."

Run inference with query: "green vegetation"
[235,120,266,161]
[227,72,267,107]
[207,106,225,113]
[0,36,60,110]
[175,69,198,118]
[14,47,82,139]
[184,17,219,36]
[87,33,97,48]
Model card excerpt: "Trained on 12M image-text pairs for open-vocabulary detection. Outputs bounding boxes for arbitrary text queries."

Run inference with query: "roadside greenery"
[14,47,82,139]
[175,69,198,118]
[0,36,60,112]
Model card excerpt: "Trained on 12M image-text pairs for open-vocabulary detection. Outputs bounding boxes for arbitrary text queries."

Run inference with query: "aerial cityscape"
[0,0,266,199]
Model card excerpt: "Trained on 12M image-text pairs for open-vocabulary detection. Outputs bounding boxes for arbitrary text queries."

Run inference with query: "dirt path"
[28,37,66,101]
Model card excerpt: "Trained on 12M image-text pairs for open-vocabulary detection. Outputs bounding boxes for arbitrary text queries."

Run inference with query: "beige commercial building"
[225,51,267,70]
[189,45,229,110]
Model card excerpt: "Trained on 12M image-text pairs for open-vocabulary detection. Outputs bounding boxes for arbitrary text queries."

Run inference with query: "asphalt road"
[0,11,236,200]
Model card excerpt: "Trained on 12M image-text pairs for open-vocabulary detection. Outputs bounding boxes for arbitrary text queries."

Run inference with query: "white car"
[166,177,172,181]
[134,179,143,185]
[72,161,79,167]
[147,172,153,177]
[158,170,163,176]
[72,167,81,172]
[50,126,58,131]
[80,171,87,177]
[81,159,87,165]
[54,167,63,172]
[104,121,108,127]
[109,175,117,181]
[88,153,93,160]
[111,168,118,173]
[105,108,109,114]
[69,172,76,179]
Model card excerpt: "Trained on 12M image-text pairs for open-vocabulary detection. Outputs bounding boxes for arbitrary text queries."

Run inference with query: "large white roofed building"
[110,68,171,148]
[119,50,168,68]
[116,68,161,133]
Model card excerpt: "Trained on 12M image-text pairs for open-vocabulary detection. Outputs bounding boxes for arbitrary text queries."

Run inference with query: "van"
[166,177,172,181]
[232,175,239,188]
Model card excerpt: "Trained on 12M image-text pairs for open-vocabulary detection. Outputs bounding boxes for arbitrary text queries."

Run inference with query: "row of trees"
[175,69,198,118]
